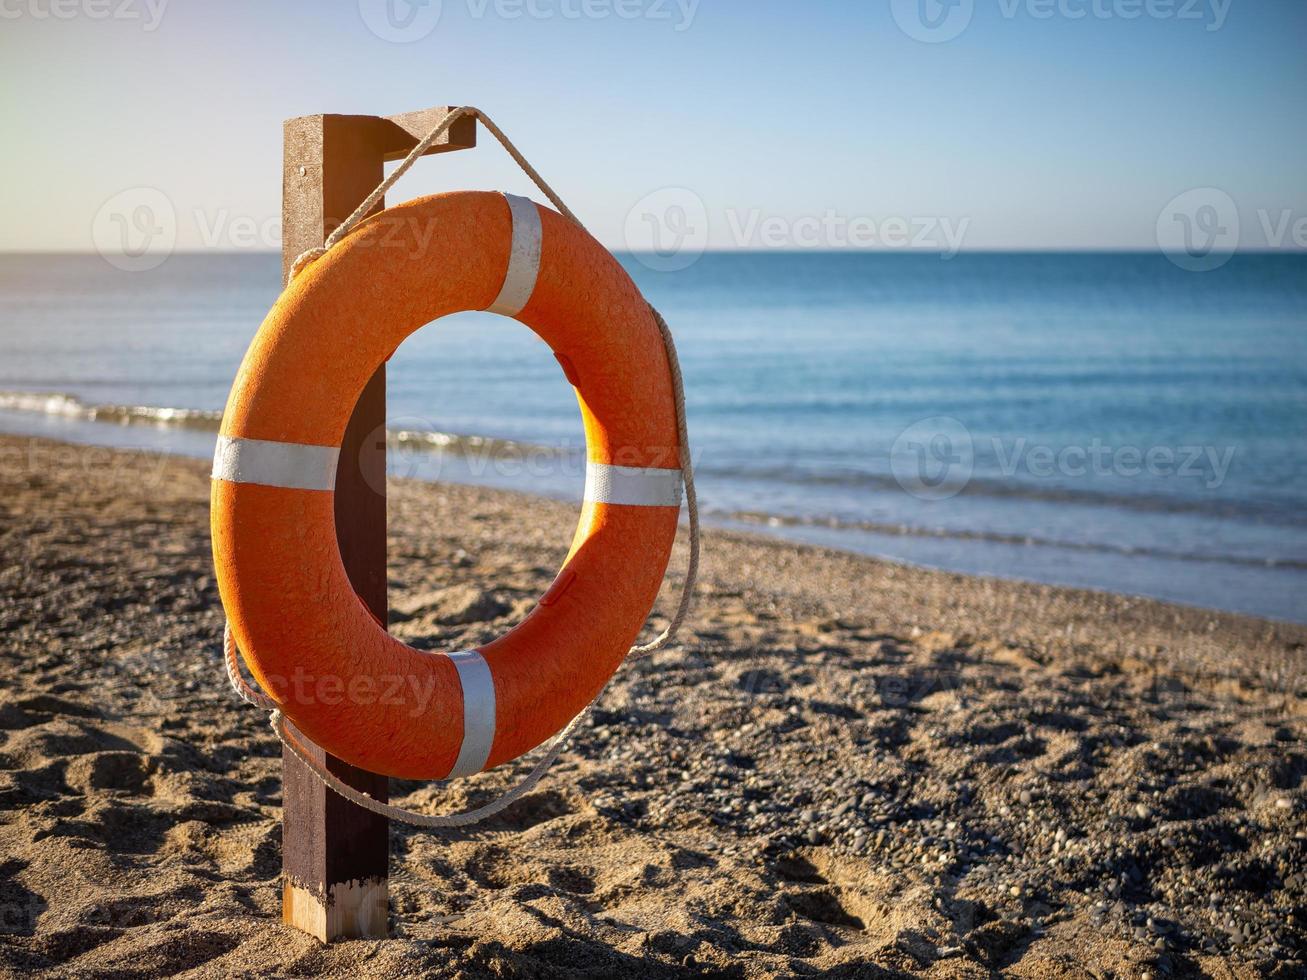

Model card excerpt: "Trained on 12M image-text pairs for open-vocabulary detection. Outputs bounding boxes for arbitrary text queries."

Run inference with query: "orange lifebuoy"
[211,190,682,780]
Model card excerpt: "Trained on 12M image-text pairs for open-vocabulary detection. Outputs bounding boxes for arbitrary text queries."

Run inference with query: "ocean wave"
[3,390,1302,572]
[0,391,222,430]
[722,509,1307,571]
[694,461,1304,527]
[0,390,568,462]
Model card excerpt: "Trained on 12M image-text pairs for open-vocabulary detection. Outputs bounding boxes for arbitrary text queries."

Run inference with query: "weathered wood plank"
[278,107,474,941]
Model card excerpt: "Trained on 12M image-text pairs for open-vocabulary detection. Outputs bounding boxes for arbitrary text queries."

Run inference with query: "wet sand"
[0,434,1304,978]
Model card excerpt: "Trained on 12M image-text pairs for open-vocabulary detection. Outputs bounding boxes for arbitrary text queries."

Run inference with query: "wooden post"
[279,107,475,942]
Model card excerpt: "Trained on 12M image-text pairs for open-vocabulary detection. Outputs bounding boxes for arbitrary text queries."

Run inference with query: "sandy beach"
[1,433,1304,978]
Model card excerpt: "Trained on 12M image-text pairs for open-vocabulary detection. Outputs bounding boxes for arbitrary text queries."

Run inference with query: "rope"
[287,107,579,283]
[273,700,591,829]
[226,619,592,827]
[227,106,700,828]
[224,621,275,710]
[631,307,699,656]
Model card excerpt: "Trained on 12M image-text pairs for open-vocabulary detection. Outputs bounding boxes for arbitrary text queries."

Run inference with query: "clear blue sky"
[1,0,1303,251]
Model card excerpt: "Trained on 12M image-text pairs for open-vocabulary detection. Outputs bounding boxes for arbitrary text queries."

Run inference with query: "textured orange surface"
[211,191,679,779]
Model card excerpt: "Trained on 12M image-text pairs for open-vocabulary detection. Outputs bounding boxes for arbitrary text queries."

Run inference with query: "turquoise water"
[1,251,1304,623]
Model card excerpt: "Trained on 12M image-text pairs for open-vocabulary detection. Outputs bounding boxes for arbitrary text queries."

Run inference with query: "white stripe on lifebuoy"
[446,649,496,777]
[584,462,683,507]
[486,193,542,317]
[211,435,340,492]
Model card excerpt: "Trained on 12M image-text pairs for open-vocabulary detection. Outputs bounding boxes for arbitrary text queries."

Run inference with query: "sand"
[0,433,1304,978]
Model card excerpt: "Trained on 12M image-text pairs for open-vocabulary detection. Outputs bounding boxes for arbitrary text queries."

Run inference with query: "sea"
[1,251,1304,624]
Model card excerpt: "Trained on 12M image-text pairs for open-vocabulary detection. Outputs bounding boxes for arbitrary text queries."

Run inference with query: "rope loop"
[227,106,699,828]
[287,106,580,283]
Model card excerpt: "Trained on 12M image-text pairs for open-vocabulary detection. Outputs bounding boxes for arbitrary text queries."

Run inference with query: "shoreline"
[2,434,1305,976]
[2,429,1304,666]
[1,406,1303,627]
